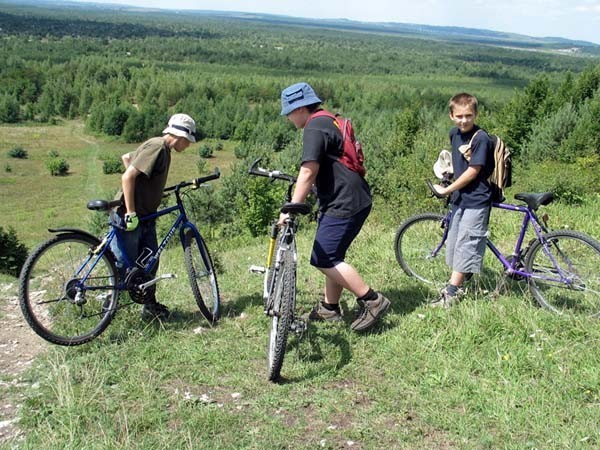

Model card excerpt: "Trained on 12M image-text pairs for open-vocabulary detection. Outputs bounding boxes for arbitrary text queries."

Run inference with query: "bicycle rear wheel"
[525,231,600,317]
[183,228,220,323]
[267,246,295,382]
[19,232,118,346]
[395,213,448,288]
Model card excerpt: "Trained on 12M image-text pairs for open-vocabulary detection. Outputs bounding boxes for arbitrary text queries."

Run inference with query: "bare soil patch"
[0,281,47,445]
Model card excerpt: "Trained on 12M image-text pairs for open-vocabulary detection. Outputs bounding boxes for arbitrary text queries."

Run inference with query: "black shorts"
[310,205,371,269]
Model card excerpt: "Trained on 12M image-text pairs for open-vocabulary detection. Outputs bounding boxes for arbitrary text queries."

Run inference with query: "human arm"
[433,165,481,196]
[277,161,319,225]
[292,161,319,203]
[121,152,132,169]
[121,165,142,230]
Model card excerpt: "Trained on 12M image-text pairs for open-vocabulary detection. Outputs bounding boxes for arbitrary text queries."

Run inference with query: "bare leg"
[319,262,370,301]
[449,271,466,287]
[324,276,344,305]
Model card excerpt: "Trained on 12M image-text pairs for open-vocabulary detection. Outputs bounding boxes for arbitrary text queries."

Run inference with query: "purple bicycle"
[395,180,600,317]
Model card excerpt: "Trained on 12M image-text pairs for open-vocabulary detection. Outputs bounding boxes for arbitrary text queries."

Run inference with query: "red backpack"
[309,110,366,177]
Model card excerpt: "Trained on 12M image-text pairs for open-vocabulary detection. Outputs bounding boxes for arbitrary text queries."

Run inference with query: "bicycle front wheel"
[19,232,119,346]
[395,213,448,288]
[183,229,220,323]
[525,231,600,317]
[267,246,295,382]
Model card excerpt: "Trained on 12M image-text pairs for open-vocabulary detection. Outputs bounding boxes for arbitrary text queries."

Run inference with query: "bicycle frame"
[79,171,219,293]
[433,199,570,283]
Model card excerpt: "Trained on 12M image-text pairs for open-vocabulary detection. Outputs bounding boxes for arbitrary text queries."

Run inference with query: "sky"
[68,0,600,44]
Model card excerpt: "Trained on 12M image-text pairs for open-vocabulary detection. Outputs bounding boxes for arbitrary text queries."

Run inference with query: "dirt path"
[0,281,47,445]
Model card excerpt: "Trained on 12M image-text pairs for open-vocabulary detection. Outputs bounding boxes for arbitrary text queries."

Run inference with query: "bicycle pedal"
[290,319,307,334]
[249,265,266,274]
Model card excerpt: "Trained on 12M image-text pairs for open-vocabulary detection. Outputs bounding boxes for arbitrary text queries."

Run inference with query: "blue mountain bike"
[19,169,221,346]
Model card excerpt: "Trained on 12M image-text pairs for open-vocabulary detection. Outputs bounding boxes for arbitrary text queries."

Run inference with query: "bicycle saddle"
[514,192,554,210]
[280,202,312,215]
[87,199,123,211]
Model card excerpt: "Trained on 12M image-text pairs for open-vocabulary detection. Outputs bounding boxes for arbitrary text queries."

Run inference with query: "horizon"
[48,0,600,45]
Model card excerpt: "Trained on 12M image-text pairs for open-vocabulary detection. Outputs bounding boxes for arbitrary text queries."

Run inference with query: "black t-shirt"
[301,114,372,218]
[449,125,495,208]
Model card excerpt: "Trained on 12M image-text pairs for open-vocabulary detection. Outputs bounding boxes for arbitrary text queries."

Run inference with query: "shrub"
[5,164,11,172]
[234,145,248,159]
[47,149,60,158]
[47,157,69,176]
[196,158,207,174]
[102,157,124,175]
[0,226,28,277]
[8,146,28,159]
[198,144,213,158]
[215,142,224,151]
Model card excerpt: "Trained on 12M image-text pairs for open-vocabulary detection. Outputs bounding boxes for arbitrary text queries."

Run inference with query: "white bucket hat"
[162,113,197,143]
[433,149,453,179]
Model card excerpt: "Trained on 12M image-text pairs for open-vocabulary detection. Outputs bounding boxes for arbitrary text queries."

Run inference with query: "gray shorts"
[445,206,490,274]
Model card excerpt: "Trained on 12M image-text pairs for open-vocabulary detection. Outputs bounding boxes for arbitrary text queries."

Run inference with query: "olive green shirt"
[119,137,171,217]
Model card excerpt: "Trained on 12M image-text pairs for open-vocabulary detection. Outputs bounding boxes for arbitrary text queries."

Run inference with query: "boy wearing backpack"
[279,82,390,331]
[431,92,495,307]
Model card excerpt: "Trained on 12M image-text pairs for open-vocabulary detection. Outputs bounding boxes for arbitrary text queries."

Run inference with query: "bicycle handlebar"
[163,167,221,193]
[426,179,447,199]
[248,158,296,183]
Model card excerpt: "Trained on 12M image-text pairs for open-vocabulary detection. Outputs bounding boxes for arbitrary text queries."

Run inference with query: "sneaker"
[430,286,464,308]
[307,302,343,322]
[351,293,391,332]
[141,301,170,321]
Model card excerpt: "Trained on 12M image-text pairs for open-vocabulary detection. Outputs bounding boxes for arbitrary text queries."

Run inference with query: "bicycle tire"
[267,244,295,382]
[395,213,448,288]
[525,230,600,317]
[183,228,220,323]
[19,232,118,346]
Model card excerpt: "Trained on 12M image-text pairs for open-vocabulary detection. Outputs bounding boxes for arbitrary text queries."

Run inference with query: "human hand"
[277,212,289,226]
[432,184,449,197]
[124,212,139,231]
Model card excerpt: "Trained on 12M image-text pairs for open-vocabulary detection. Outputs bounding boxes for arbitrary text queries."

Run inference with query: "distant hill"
[1,0,599,56]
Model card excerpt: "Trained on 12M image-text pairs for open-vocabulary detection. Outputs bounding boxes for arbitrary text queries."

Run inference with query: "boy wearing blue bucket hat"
[279,82,390,332]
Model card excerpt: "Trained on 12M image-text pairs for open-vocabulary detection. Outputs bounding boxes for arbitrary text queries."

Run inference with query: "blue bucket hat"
[280,82,322,116]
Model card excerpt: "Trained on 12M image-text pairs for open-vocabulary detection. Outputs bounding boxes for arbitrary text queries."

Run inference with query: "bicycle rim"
[183,229,220,323]
[526,231,600,317]
[395,213,448,288]
[267,248,294,382]
[19,233,118,346]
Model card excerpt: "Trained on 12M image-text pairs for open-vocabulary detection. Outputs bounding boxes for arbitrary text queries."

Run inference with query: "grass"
[2,122,600,448]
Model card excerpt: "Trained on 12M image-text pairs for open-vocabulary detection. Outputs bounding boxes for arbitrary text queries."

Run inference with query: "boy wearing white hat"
[112,113,197,320]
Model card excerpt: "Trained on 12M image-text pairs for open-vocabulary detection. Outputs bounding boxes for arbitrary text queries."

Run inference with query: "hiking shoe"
[141,301,170,321]
[307,302,343,322]
[351,293,391,332]
[430,286,464,308]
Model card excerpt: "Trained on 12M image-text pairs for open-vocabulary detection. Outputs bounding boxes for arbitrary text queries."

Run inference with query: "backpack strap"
[468,129,484,147]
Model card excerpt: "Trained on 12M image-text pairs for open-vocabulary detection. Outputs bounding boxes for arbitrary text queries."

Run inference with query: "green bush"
[8,146,28,159]
[47,157,69,176]
[198,144,213,158]
[0,226,28,277]
[102,157,124,175]
[47,149,60,158]
[234,145,248,159]
[5,164,11,172]
[196,158,207,174]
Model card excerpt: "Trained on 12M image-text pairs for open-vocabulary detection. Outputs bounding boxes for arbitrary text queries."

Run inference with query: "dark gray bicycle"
[248,158,312,381]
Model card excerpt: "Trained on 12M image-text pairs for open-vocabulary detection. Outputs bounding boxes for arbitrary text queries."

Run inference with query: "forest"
[2,1,600,244]
[2,2,600,449]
